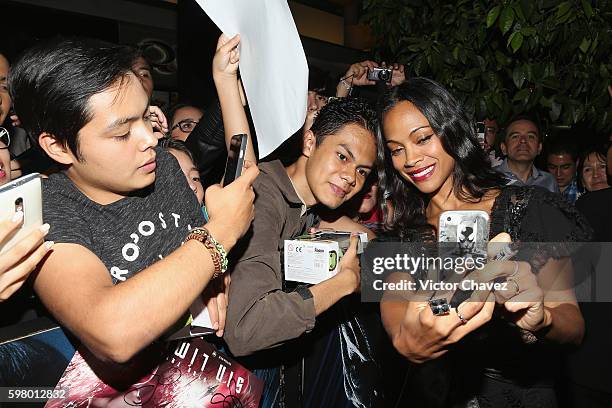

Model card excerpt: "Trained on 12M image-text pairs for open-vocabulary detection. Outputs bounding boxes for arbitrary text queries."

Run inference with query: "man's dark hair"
[547,137,579,162]
[9,37,138,161]
[310,97,377,146]
[503,114,542,142]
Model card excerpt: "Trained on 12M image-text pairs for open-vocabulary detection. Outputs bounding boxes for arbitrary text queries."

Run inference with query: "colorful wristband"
[185,227,228,278]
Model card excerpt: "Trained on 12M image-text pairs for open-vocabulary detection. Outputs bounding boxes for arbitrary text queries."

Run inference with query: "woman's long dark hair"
[377,77,506,238]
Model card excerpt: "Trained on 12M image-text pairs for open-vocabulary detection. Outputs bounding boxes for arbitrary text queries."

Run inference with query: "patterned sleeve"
[524,187,592,242]
[518,187,593,271]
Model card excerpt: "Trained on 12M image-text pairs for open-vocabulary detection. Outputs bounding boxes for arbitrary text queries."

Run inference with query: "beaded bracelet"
[340,79,353,92]
[185,227,228,279]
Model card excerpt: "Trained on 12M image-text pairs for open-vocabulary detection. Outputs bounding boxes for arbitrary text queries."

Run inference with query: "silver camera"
[367,67,392,82]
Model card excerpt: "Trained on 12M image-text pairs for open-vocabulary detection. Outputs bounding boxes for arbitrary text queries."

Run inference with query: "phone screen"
[476,122,486,146]
[222,134,247,186]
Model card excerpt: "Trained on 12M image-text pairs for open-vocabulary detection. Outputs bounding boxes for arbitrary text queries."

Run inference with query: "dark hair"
[577,145,608,191]
[547,137,579,162]
[158,136,195,163]
[9,37,137,161]
[310,97,377,146]
[377,77,507,238]
[503,114,542,142]
[127,45,151,67]
[166,102,204,126]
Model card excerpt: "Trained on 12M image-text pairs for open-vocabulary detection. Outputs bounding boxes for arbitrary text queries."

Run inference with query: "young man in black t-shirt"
[9,37,258,364]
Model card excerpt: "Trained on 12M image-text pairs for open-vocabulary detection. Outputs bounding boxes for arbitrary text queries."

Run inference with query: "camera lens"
[380,70,391,82]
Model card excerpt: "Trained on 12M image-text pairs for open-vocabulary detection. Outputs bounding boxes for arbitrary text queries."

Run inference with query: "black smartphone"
[222,134,248,186]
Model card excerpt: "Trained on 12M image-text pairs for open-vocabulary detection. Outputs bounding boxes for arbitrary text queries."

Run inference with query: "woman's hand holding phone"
[476,233,549,333]
[0,211,53,301]
[391,232,527,363]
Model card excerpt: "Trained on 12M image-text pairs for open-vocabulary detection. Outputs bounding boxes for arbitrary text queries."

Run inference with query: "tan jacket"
[224,160,316,357]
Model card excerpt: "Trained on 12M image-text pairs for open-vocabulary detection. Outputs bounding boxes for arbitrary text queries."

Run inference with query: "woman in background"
[578,145,610,193]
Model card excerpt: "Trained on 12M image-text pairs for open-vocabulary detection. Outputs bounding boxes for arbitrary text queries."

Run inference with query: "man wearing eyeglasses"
[169,104,204,142]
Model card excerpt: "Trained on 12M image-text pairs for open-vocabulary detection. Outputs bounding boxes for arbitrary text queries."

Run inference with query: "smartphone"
[476,122,486,147]
[222,134,248,186]
[438,210,490,306]
[0,173,43,255]
[438,210,490,259]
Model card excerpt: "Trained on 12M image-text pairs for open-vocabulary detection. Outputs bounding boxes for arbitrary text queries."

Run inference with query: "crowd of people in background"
[0,27,611,408]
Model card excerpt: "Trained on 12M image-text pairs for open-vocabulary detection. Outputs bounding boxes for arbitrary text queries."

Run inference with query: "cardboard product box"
[283,231,367,284]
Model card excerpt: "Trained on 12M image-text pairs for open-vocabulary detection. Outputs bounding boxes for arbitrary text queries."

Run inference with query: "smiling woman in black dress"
[378,78,591,408]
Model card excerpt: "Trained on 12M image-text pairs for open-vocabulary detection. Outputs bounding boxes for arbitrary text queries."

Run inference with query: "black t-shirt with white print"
[43,147,204,284]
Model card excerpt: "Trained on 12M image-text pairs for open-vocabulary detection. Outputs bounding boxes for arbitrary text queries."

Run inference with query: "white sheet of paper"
[196,0,308,158]
[190,296,214,329]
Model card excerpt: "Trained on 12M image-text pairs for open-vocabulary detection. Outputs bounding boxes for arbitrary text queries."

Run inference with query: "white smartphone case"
[0,173,43,255]
[438,210,490,258]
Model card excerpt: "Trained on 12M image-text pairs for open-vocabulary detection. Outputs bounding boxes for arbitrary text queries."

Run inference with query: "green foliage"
[361,0,612,133]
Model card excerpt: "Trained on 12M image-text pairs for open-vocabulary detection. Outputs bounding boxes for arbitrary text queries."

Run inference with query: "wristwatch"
[185,227,228,279]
